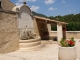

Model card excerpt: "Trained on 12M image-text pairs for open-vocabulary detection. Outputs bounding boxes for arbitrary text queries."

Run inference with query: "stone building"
[0,0,67,53]
[0,0,19,53]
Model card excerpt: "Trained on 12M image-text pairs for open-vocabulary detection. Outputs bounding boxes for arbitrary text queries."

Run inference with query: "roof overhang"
[34,16,68,25]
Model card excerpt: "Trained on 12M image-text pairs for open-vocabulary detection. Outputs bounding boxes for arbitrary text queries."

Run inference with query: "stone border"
[0,9,16,14]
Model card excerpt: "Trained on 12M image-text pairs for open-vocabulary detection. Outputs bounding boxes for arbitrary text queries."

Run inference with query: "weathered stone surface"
[27,29,36,39]
[33,18,40,36]
[19,37,41,51]
[0,13,19,53]
[20,28,36,40]
[1,0,15,10]
[0,32,19,53]
[20,29,29,40]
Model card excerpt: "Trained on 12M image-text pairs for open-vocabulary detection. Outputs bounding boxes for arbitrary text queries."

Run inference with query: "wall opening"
[36,20,49,40]
[0,1,2,9]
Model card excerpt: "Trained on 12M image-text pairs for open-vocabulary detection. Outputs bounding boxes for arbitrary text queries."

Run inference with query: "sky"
[10,0,80,16]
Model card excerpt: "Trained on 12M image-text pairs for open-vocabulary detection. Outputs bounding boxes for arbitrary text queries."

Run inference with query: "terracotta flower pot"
[58,46,77,60]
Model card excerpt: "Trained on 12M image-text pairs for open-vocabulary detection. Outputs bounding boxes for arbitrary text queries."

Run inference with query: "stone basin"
[19,37,41,51]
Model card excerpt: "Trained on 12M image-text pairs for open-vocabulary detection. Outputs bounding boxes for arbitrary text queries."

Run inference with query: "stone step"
[19,41,41,48]
[19,37,40,43]
[19,45,41,51]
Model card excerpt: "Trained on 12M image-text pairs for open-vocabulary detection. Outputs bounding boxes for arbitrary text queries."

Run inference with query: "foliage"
[32,11,48,18]
[51,24,57,31]
[50,13,80,31]
[60,37,75,47]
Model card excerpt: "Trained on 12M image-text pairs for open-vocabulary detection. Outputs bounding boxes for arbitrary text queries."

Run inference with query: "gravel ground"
[0,40,80,60]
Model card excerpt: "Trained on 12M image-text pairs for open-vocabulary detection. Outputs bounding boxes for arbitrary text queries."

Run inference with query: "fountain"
[19,29,41,51]
[12,1,41,51]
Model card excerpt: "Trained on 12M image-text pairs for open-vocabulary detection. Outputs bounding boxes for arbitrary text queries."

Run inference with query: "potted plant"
[58,37,77,60]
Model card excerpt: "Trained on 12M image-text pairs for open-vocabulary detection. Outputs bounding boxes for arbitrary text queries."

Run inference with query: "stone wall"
[0,12,2,20]
[66,31,80,39]
[0,12,19,53]
[50,31,80,39]
[1,0,15,10]
[33,18,39,36]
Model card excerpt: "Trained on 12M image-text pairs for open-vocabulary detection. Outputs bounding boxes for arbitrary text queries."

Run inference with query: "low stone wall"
[50,31,80,39]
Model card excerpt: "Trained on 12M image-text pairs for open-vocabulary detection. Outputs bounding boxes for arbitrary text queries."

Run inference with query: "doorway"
[36,20,49,40]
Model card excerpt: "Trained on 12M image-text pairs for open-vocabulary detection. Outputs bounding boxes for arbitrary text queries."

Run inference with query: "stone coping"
[0,9,16,14]
[50,31,80,32]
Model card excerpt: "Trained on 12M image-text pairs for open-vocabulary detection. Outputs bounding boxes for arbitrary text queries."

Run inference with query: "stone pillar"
[57,23,63,43]
[47,24,51,32]
[33,18,40,36]
[62,24,66,39]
